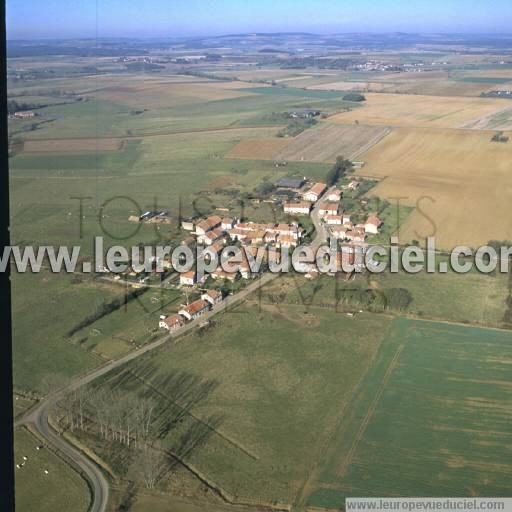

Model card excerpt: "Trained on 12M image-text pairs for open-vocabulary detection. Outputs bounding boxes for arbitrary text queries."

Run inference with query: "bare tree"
[138,443,167,489]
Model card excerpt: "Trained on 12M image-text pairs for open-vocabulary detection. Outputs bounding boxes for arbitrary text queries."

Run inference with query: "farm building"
[179,299,210,321]
[140,210,170,223]
[283,201,312,215]
[159,314,183,331]
[276,177,305,190]
[289,109,321,118]
[302,182,327,203]
[14,111,35,118]
[180,217,195,231]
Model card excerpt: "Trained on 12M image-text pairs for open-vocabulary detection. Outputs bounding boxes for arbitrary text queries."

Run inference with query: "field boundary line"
[349,126,392,160]
[290,320,395,511]
[18,124,286,146]
[339,343,404,477]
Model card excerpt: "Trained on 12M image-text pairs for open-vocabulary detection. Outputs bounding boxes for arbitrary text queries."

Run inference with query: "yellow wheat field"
[359,126,512,249]
[329,93,510,129]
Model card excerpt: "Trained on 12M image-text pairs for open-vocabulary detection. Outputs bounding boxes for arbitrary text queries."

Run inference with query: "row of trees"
[60,387,156,448]
[59,387,167,489]
[58,369,220,490]
[326,155,353,186]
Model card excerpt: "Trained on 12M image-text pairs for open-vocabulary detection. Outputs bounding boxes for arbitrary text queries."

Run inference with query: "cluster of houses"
[158,175,382,331]
[159,289,223,332]
[176,213,305,286]
[283,181,382,244]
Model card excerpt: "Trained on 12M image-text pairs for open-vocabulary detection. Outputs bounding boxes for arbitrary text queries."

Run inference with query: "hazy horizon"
[7,0,512,40]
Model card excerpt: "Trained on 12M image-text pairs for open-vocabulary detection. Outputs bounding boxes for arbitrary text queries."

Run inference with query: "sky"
[7,0,512,40]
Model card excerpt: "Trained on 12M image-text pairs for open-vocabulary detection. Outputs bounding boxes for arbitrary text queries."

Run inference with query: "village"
[152,174,383,334]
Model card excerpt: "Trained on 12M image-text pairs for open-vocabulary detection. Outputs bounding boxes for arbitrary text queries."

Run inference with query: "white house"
[178,299,210,321]
[318,201,339,217]
[283,201,312,215]
[325,214,343,225]
[326,189,342,202]
[201,289,223,306]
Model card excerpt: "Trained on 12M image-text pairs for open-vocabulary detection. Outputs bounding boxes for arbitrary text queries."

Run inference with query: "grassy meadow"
[79,303,391,506]
[14,428,90,512]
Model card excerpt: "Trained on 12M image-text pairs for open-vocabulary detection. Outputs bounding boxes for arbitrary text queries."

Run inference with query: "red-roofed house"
[318,201,339,217]
[364,215,383,235]
[302,182,327,202]
[195,215,222,236]
[159,314,183,331]
[178,299,210,321]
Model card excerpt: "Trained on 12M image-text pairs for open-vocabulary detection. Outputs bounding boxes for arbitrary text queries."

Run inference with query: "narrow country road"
[15,190,333,512]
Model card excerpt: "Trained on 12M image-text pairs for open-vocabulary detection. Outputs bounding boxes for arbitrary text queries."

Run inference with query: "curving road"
[16,192,332,512]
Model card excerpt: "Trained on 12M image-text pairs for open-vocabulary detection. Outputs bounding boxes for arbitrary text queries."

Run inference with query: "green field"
[14,428,90,512]
[10,139,143,177]
[11,271,111,393]
[78,304,390,505]
[243,85,354,99]
[455,76,512,84]
[307,318,512,508]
